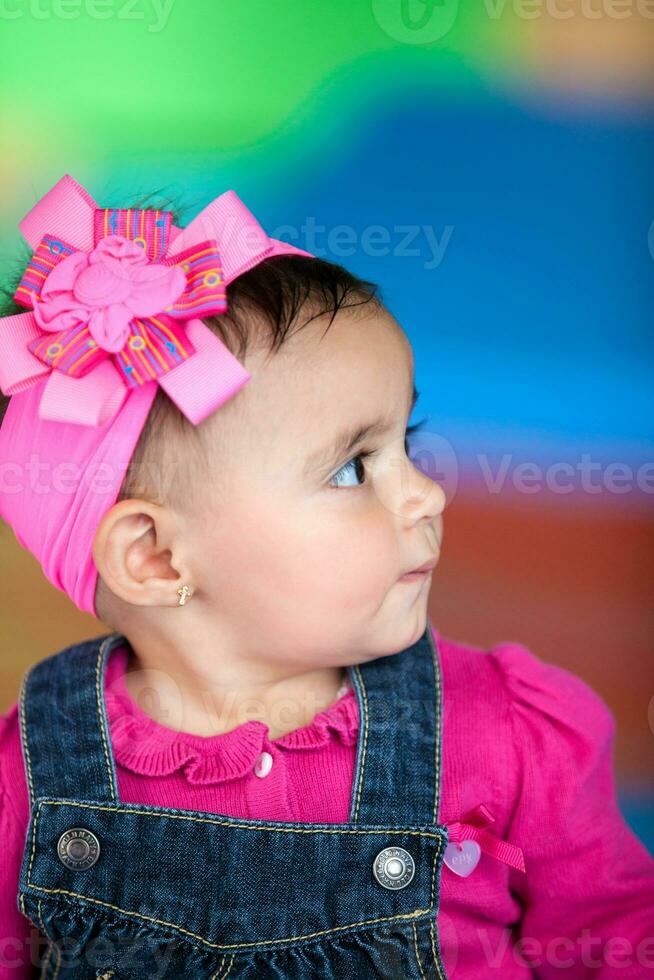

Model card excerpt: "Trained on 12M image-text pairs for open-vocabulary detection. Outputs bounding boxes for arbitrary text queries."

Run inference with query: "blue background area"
[265,94,654,466]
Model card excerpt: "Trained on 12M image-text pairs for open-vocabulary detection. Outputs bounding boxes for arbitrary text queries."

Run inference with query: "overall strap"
[348,622,444,827]
[18,633,122,806]
[19,626,445,825]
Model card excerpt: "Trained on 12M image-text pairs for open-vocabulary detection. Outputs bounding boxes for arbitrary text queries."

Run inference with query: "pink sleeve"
[0,713,35,980]
[491,643,654,979]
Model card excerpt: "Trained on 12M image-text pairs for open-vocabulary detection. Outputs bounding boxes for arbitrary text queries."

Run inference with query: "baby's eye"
[328,426,420,489]
[329,454,369,488]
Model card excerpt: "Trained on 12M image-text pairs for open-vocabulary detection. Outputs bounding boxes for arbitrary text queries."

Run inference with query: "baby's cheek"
[190,500,269,586]
[299,512,397,607]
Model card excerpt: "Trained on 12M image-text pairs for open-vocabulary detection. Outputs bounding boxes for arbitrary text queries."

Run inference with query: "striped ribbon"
[12,209,229,386]
[93,208,172,261]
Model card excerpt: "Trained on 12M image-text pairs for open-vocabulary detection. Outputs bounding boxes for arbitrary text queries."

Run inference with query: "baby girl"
[0,174,652,978]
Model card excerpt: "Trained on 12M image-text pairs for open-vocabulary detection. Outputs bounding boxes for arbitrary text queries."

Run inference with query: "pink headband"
[0,174,313,617]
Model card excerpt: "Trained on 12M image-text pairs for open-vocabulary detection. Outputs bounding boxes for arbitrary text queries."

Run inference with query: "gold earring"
[177,585,192,606]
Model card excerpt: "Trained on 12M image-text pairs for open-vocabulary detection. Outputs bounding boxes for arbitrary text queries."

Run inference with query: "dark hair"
[0,191,383,506]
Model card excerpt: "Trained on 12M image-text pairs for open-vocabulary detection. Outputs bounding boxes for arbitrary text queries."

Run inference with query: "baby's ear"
[92,499,184,610]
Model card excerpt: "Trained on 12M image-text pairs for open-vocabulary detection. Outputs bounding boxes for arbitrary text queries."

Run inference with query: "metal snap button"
[57,828,100,870]
[373,846,415,890]
[254,750,273,778]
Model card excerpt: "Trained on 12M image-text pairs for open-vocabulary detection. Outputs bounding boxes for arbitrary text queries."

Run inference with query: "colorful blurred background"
[0,1,652,851]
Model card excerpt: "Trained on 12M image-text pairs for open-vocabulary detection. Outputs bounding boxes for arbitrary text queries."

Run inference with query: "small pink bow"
[444,803,526,876]
[0,175,311,427]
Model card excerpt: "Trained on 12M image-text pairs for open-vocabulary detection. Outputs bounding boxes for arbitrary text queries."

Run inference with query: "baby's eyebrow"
[303,384,419,475]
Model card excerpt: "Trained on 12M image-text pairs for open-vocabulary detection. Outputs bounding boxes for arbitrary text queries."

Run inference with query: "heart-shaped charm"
[443,840,481,877]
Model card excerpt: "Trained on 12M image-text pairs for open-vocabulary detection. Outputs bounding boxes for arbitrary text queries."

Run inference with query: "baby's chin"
[399,604,431,653]
[355,601,430,664]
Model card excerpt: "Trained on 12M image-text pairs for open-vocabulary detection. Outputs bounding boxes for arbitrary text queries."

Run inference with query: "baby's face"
[185,305,445,669]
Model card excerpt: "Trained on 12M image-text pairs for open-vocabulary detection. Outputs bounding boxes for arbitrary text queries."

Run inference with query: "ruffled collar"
[104,644,360,785]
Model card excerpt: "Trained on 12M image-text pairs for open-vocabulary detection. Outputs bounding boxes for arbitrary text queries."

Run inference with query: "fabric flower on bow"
[0,175,310,427]
[31,235,187,354]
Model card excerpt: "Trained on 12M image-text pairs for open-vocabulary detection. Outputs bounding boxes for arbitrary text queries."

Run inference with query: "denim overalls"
[16,624,450,978]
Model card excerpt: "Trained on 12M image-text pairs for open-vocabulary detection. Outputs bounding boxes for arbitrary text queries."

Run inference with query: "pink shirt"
[1,626,653,978]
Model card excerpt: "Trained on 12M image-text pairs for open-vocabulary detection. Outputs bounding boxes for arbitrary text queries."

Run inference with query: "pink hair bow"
[0,175,311,427]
